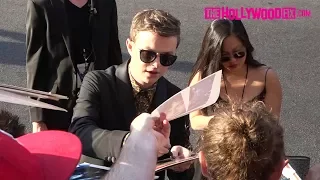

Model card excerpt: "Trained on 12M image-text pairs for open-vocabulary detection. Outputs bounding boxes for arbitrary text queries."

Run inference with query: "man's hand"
[32,122,47,133]
[169,146,193,172]
[152,113,171,157]
[130,113,171,157]
[105,113,170,180]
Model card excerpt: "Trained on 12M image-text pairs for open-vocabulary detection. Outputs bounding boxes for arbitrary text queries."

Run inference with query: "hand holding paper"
[130,113,171,157]
[152,71,222,172]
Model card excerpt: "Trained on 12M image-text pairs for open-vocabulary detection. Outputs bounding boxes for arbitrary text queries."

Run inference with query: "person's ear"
[199,151,210,178]
[126,38,133,56]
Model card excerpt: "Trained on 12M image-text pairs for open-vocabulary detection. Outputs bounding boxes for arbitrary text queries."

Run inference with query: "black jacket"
[26,0,122,130]
[69,60,194,180]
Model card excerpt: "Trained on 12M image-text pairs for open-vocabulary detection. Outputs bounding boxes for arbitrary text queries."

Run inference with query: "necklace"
[222,65,249,102]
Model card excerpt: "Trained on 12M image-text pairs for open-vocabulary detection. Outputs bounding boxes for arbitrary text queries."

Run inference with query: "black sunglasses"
[221,51,246,63]
[139,49,177,66]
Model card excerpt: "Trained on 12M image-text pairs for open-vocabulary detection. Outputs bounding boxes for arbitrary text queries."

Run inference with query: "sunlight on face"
[221,35,247,72]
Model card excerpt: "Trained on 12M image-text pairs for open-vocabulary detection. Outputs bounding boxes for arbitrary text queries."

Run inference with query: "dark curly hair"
[0,110,25,138]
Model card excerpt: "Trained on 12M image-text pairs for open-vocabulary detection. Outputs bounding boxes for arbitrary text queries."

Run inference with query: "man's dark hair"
[0,110,25,138]
[130,9,181,47]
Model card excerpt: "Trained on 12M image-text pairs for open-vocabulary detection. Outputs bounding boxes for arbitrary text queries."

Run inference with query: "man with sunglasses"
[69,9,194,180]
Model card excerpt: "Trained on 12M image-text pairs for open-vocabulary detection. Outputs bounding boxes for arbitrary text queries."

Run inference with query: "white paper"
[151,70,222,121]
[0,89,67,112]
[282,163,302,180]
[0,83,68,100]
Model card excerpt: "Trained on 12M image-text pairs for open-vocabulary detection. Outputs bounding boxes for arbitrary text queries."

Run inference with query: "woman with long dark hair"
[188,19,282,130]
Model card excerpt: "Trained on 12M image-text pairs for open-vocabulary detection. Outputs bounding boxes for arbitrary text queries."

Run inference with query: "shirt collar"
[128,70,157,97]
